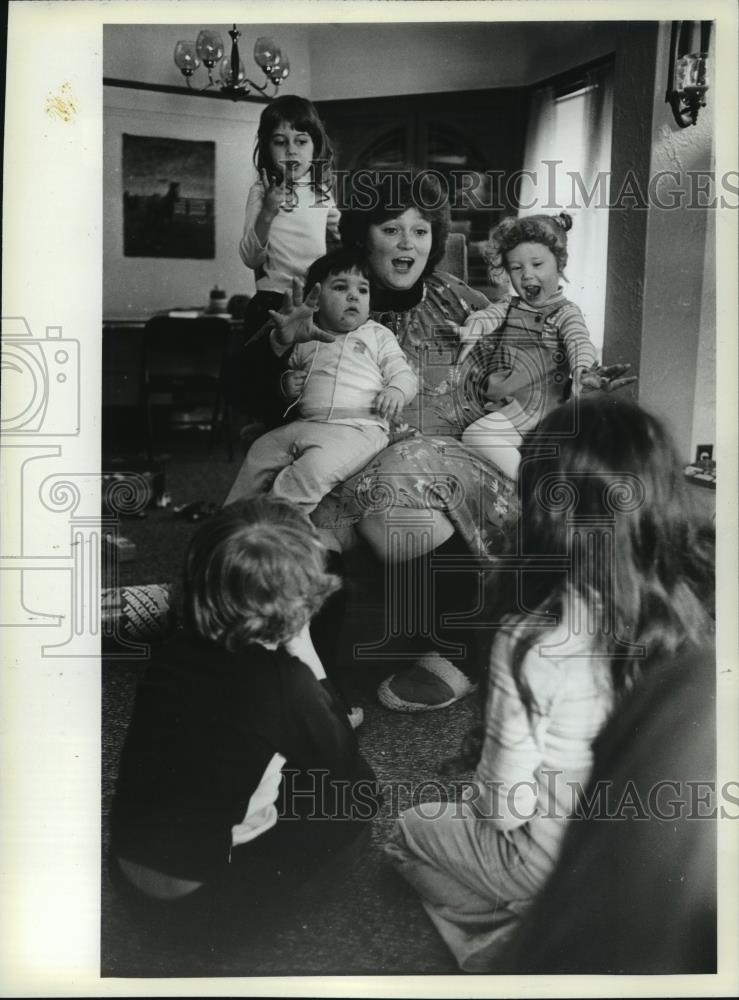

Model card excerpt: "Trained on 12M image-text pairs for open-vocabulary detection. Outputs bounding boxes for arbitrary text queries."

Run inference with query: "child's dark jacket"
[111,631,379,882]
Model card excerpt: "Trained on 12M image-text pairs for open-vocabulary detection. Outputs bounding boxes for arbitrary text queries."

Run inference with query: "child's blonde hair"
[484,212,573,285]
[183,497,340,650]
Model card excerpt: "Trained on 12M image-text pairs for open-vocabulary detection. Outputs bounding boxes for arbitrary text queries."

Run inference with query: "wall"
[103,23,313,317]
[691,206,716,458]
[638,22,715,460]
[307,21,618,98]
[603,22,659,390]
[103,86,261,316]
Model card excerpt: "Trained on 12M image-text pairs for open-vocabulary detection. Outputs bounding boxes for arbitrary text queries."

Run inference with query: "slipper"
[377,652,478,713]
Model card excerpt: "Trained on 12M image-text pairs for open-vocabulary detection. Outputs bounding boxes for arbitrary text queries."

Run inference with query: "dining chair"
[140,314,234,461]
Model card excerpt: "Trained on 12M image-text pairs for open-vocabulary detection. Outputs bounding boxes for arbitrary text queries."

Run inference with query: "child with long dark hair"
[234,96,339,426]
[385,396,714,972]
[110,498,379,956]
[237,97,338,401]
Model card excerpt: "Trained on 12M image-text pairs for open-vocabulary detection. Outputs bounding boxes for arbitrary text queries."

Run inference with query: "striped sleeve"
[557,302,598,373]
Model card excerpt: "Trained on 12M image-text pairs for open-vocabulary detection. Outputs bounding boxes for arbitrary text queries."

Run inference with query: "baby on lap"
[241,247,417,512]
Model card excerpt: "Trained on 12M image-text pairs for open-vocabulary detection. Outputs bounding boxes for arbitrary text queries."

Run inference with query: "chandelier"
[174,25,289,100]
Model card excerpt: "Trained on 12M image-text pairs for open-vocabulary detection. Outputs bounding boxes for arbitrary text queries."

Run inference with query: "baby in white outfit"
[241,248,417,512]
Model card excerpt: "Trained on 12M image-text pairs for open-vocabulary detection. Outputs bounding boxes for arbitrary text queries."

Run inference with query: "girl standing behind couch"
[385,396,715,972]
[236,96,339,426]
[110,498,379,956]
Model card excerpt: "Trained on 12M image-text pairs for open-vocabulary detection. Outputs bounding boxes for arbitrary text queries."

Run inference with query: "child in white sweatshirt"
[239,248,417,512]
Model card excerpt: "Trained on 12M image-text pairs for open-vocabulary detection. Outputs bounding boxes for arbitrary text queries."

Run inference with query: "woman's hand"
[267,277,336,349]
[281,370,307,401]
[374,386,405,421]
[260,168,286,218]
[579,362,637,394]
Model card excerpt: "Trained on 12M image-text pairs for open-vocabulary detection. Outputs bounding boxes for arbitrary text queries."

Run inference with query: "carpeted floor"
[101,426,480,978]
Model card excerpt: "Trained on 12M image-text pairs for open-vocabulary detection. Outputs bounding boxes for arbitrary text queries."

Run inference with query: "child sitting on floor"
[110,498,379,953]
[385,396,715,972]
[457,212,599,480]
[234,247,417,512]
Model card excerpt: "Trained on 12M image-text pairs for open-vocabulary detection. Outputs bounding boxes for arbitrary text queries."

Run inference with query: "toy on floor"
[101,583,173,642]
[172,501,221,522]
[104,533,137,563]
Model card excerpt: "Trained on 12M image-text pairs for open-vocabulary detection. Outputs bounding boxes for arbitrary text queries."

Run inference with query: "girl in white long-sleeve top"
[385,396,715,972]
[239,97,339,353]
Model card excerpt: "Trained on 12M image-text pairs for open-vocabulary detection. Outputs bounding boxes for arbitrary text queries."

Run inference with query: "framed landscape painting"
[122,133,215,259]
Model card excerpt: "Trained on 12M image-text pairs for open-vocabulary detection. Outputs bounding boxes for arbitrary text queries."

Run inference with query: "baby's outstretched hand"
[375,387,405,420]
[268,278,336,348]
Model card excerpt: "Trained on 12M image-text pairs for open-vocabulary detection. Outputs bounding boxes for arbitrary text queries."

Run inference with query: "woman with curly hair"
[229,166,507,711]
[229,170,630,713]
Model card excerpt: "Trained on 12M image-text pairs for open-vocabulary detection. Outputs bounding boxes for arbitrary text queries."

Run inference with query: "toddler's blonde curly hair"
[483,211,573,286]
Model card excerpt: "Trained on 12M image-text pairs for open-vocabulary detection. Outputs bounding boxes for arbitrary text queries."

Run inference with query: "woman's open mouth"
[392,257,416,273]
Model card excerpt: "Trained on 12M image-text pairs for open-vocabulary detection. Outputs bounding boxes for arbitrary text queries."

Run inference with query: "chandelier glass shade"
[174,25,289,100]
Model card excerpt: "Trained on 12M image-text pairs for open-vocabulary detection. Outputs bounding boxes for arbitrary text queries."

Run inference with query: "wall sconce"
[174,25,289,100]
[665,21,711,128]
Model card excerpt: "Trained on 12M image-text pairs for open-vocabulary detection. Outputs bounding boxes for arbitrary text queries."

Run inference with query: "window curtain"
[517,64,614,354]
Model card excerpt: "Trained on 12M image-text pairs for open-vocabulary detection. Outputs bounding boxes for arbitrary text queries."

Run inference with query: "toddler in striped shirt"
[457,212,598,480]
